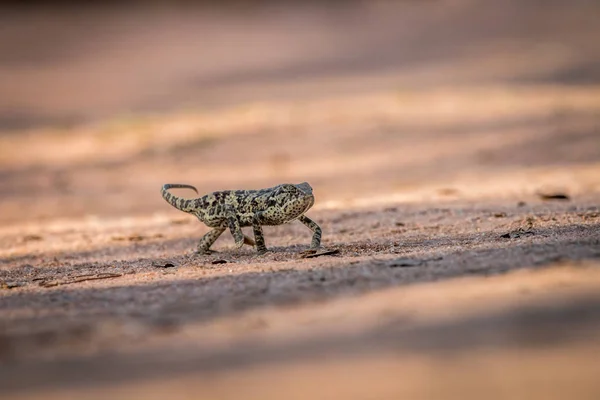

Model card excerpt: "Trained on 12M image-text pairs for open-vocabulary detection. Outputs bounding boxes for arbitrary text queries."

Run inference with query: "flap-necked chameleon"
[161,182,322,254]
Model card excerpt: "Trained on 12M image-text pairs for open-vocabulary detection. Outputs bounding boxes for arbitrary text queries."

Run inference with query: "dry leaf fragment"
[300,249,340,259]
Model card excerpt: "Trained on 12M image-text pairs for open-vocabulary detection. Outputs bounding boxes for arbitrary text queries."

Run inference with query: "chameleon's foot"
[256,247,270,256]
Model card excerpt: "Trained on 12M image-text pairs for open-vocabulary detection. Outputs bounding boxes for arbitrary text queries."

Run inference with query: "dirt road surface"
[1,1,600,399]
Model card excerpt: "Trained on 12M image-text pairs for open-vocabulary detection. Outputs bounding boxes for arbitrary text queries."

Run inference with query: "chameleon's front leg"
[196,227,226,254]
[298,215,322,249]
[225,207,245,249]
[252,211,268,254]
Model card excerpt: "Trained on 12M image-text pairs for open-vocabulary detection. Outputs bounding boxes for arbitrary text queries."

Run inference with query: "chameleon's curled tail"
[161,183,199,212]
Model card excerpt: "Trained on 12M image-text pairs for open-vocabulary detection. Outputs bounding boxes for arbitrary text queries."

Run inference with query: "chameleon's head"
[276,182,315,220]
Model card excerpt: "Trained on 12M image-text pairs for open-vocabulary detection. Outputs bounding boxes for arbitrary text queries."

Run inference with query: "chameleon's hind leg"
[225,207,245,249]
[252,212,268,254]
[298,215,322,249]
[196,227,226,254]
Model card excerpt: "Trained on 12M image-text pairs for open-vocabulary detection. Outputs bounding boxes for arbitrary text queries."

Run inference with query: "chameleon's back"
[208,185,286,212]
[210,183,314,219]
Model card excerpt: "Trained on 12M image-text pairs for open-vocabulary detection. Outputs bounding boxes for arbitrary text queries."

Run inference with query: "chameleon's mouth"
[303,194,315,213]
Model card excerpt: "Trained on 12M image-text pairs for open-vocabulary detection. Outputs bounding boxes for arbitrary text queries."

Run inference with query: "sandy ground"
[1,1,600,399]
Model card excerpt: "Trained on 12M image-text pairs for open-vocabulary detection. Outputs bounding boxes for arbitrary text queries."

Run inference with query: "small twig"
[39,273,122,288]
[70,273,123,283]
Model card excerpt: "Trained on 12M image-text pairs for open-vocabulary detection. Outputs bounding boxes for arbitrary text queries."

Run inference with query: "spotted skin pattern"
[161,182,322,254]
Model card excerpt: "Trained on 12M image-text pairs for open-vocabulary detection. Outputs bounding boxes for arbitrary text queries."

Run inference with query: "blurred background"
[1,0,599,222]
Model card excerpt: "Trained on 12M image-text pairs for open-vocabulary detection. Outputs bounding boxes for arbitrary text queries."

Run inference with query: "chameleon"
[161,182,322,254]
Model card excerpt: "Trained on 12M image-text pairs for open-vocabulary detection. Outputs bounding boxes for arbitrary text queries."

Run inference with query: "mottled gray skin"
[161,182,322,254]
